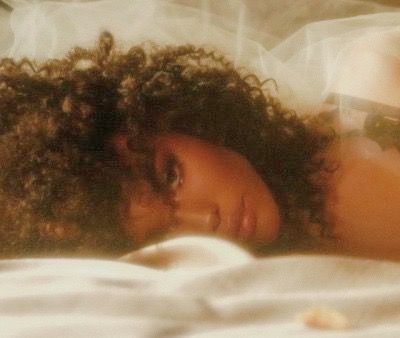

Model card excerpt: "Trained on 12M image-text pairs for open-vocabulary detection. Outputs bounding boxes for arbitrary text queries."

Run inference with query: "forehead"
[152,133,245,178]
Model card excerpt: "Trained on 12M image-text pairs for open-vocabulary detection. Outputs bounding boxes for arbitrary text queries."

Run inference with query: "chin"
[253,211,280,245]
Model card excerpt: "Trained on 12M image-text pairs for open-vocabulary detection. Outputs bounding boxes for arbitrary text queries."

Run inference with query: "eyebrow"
[132,146,161,192]
[146,151,161,191]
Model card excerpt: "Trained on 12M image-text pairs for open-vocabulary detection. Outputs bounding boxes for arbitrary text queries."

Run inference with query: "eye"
[160,155,182,192]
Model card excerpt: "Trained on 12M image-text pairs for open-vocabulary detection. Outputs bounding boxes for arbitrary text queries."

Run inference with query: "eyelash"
[160,155,182,193]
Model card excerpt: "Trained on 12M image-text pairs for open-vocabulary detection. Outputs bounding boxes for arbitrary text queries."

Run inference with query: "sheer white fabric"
[3,0,400,113]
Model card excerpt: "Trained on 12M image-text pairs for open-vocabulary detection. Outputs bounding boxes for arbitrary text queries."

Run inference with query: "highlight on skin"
[0,32,333,258]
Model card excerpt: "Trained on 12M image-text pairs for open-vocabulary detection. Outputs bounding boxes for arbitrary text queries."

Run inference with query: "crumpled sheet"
[0,236,400,337]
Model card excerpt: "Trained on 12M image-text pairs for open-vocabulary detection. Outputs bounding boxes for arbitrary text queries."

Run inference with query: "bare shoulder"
[324,136,400,259]
[321,30,400,259]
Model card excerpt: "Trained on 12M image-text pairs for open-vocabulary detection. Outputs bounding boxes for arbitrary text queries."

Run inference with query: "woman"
[0,32,398,259]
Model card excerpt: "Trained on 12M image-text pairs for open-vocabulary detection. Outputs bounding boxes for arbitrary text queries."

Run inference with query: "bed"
[1,237,400,337]
[1,0,400,337]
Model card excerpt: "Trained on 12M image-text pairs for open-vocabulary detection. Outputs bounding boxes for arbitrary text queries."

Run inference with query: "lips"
[236,196,257,241]
[212,196,257,241]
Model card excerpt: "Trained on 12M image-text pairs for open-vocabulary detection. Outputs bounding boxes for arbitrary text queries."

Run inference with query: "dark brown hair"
[0,32,332,257]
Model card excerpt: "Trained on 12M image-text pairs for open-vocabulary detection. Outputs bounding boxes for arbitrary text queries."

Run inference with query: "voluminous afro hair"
[0,32,333,258]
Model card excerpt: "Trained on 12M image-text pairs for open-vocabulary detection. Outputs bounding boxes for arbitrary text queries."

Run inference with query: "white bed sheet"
[0,236,400,337]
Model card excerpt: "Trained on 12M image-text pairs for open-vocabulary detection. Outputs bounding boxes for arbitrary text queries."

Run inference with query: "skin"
[324,137,400,259]
[114,131,400,259]
[113,133,280,247]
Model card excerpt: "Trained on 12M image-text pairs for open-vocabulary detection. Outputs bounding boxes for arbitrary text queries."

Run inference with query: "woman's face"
[113,133,280,248]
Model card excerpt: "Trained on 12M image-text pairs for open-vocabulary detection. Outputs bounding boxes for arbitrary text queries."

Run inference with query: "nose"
[174,201,220,233]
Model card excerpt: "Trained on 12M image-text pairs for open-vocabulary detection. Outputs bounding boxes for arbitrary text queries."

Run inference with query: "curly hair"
[0,32,333,257]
